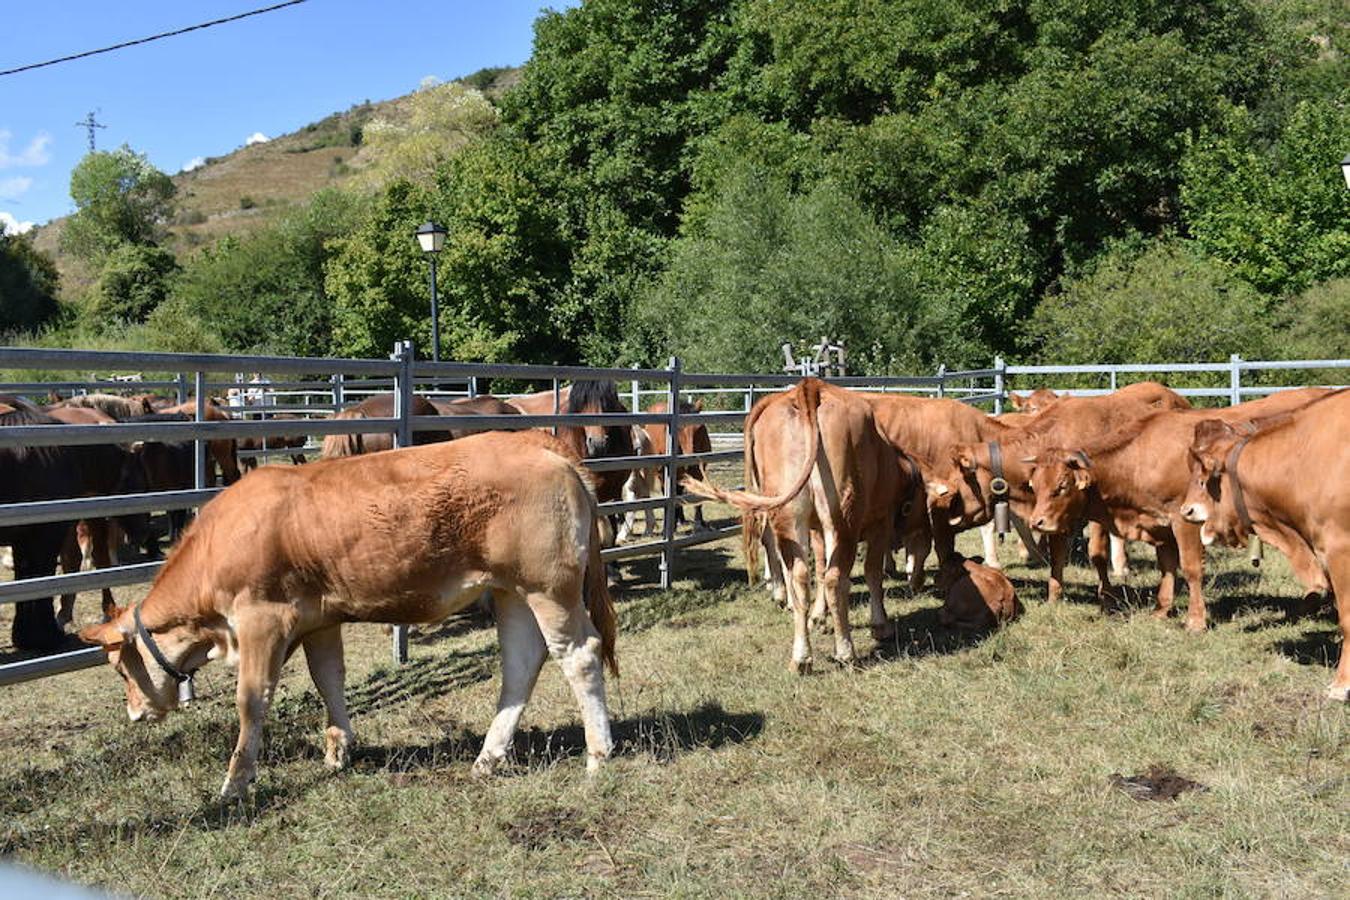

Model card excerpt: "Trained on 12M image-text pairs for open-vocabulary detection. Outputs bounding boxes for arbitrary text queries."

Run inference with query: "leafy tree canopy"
[61,145,175,261]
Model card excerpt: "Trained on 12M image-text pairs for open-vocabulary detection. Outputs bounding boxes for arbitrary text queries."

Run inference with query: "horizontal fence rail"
[2,346,1345,686]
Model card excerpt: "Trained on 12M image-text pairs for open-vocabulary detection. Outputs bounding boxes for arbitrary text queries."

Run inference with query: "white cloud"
[245,132,269,146]
[181,156,206,173]
[0,211,35,235]
[0,130,53,169]
[0,176,33,197]
[419,74,442,90]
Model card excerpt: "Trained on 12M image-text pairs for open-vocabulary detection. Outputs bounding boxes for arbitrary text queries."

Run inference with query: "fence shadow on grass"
[350,701,765,774]
[345,646,497,718]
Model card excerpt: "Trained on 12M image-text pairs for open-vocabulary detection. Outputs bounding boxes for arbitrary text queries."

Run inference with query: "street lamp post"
[415,221,448,362]
[1341,154,1350,190]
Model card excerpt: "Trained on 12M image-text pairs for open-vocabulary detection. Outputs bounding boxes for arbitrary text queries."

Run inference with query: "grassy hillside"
[29,67,520,295]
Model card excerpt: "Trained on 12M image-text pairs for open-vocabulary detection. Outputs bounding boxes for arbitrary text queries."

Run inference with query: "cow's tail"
[683,379,822,513]
[585,504,619,676]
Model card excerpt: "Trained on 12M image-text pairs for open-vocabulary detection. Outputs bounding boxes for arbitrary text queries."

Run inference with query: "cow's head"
[1025,450,1093,534]
[1008,388,1061,415]
[926,444,992,528]
[79,605,220,723]
[1179,419,1247,547]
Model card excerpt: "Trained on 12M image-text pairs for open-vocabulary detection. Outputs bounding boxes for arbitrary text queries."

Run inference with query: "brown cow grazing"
[79,430,619,798]
[685,379,910,672]
[1178,391,1349,699]
[936,553,1021,630]
[320,394,450,458]
[1022,388,1335,629]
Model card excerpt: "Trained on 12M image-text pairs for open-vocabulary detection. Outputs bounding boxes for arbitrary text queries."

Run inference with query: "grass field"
[2,522,1346,898]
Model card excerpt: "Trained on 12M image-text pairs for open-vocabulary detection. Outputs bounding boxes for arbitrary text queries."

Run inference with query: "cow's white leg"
[302,625,354,770]
[1324,544,1350,701]
[473,593,549,775]
[525,591,612,772]
[643,470,658,535]
[1110,534,1130,579]
[981,521,1001,570]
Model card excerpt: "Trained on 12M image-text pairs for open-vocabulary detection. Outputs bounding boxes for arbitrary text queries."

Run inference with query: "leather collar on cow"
[986,441,1009,498]
[133,604,192,684]
[1224,436,1255,536]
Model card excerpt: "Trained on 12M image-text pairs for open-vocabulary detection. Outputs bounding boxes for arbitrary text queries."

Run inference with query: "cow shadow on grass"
[868,602,994,663]
[349,700,765,774]
[1270,623,1341,671]
[613,545,745,594]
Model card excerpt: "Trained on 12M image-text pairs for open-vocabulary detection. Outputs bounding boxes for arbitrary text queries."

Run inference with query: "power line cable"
[0,0,310,78]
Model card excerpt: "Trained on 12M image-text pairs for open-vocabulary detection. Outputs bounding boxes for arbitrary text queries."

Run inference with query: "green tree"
[87,244,179,324]
[636,165,921,373]
[1180,96,1350,295]
[1027,240,1273,364]
[0,232,60,335]
[357,82,500,189]
[1280,277,1350,361]
[61,145,175,261]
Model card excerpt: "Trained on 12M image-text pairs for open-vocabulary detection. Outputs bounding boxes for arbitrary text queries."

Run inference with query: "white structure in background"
[783,338,847,378]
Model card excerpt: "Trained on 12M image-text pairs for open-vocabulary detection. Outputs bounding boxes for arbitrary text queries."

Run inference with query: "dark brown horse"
[429,396,524,439]
[1,404,148,651]
[507,382,634,503]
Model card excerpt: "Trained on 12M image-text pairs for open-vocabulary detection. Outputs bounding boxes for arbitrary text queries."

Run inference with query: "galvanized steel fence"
[1,346,1344,687]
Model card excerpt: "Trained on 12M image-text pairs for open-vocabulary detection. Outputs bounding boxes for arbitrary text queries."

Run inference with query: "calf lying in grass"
[936,554,1021,631]
[79,430,618,800]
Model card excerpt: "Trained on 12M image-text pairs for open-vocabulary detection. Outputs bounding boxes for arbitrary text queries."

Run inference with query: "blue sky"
[0,0,572,233]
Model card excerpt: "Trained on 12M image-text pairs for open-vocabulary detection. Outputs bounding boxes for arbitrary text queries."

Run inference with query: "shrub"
[1027,240,1274,365]
[87,244,180,325]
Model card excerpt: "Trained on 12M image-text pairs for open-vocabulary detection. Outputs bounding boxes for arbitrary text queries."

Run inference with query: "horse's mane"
[567,379,625,414]
[0,406,66,471]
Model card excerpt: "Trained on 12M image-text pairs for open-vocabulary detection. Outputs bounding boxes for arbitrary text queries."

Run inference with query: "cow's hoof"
[219,775,253,802]
[789,657,813,676]
[1183,617,1208,634]
[871,621,896,642]
[1150,607,1173,620]
[1324,683,1349,703]
[324,727,352,770]
[471,754,502,778]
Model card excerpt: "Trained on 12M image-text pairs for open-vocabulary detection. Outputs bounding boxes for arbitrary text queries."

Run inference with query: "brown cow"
[1178,391,1349,699]
[320,394,450,458]
[925,383,1192,603]
[1022,388,1335,629]
[936,554,1021,630]
[685,379,917,671]
[79,430,619,797]
[1007,388,1062,414]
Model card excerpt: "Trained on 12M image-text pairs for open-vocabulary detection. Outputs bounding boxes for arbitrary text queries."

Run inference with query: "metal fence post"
[936,364,947,399]
[193,371,207,490]
[330,372,344,411]
[992,356,1005,414]
[390,340,414,664]
[175,372,188,405]
[631,368,640,414]
[468,375,478,399]
[551,378,561,437]
[660,356,682,591]
[1229,354,1242,406]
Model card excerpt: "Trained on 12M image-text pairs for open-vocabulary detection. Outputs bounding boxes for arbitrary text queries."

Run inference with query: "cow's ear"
[693,399,704,412]
[1008,393,1026,410]
[78,620,124,650]
[956,450,976,473]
